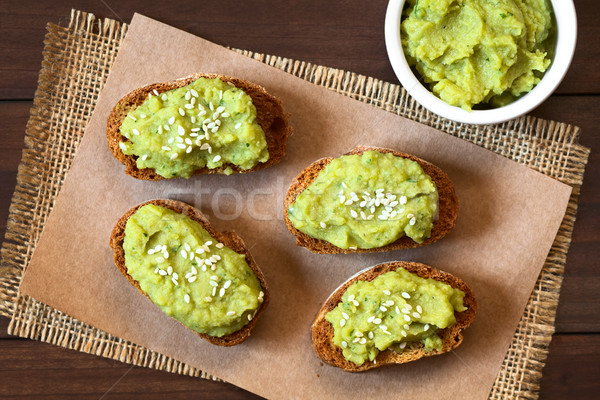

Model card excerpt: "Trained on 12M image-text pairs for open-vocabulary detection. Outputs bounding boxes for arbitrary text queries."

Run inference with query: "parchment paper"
[20,14,572,400]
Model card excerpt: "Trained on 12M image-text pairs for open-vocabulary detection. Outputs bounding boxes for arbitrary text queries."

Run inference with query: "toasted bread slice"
[284,145,458,253]
[109,199,269,346]
[311,261,477,371]
[107,73,292,180]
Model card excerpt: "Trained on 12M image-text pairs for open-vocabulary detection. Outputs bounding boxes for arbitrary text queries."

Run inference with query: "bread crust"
[283,145,458,254]
[311,261,477,371]
[109,199,269,346]
[106,73,293,180]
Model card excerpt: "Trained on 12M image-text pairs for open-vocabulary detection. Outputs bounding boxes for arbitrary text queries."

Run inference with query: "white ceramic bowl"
[384,0,577,125]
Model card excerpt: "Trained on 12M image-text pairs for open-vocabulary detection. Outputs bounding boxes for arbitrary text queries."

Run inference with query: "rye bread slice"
[107,73,293,180]
[109,199,269,347]
[283,145,458,254]
[311,261,477,371]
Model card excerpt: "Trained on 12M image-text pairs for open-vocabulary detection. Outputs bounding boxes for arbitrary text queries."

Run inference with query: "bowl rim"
[384,0,578,125]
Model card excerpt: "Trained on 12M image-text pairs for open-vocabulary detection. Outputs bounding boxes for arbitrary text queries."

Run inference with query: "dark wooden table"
[1,1,598,398]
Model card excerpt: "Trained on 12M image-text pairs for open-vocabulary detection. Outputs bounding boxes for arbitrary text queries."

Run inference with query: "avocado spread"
[119,77,269,178]
[325,268,467,365]
[287,151,438,249]
[123,204,264,337]
[401,0,554,110]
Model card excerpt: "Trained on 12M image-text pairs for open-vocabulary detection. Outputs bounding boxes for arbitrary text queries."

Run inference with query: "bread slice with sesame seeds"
[283,145,458,254]
[107,73,292,180]
[109,199,269,346]
[311,261,477,372]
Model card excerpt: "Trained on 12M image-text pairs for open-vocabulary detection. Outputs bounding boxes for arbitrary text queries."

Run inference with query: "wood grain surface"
[1,1,598,398]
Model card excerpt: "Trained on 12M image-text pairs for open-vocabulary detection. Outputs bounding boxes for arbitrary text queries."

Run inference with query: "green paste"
[401,0,554,110]
[287,150,438,249]
[123,204,264,337]
[119,77,269,178]
[325,267,467,365]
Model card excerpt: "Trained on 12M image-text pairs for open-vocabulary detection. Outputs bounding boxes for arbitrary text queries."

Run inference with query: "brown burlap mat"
[0,9,590,398]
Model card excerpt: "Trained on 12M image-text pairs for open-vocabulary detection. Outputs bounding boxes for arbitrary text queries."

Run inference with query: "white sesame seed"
[380,325,388,331]
[152,89,159,96]
[216,243,224,249]
[367,316,375,323]
[168,117,175,125]
[385,300,395,306]
[141,154,148,160]
[234,122,242,130]
[213,155,222,163]
[170,153,178,160]
[383,289,391,295]
[342,312,349,320]
[176,136,184,143]
[359,338,367,344]
[161,94,168,101]
[320,222,327,228]
[248,314,252,321]
[163,124,170,131]
[161,146,171,151]
[352,300,359,307]
[368,331,374,339]
[209,102,214,111]
[158,269,167,276]
[132,129,140,136]
[404,324,410,330]
[185,91,191,101]
[350,210,358,218]
[238,92,243,99]
[405,304,413,310]
[198,110,206,116]
[158,125,163,134]
[412,312,421,319]
[417,305,423,314]
[409,217,416,226]
[404,314,411,322]
[355,331,363,337]
[188,276,197,283]
[156,257,165,263]
[209,281,218,287]
[402,292,411,299]
[212,287,217,296]
[216,106,225,113]
[181,250,187,259]
[340,319,346,327]
[349,246,358,250]
[128,115,136,121]
[348,295,355,302]
[396,306,401,314]
[424,324,430,331]
[179,108,185,116]
[183,294,190,303]
[154,267,159,274]
[341,341,348,348]
[373,318,382,325]
[185,103,194,109]
[223,280,232,289]
[147,249,155,255]
[210,275,218,281]
[200,143,210,151]
[219,90,223,100]
[167,266,173,275]
[186,146,192,153]
[205,296,212,302]
[227,311,235,316]
[176,143,186,149]
[178,125,185,135]
[380,306,387,312]
[399,342,407,349]
[221,112,230,118]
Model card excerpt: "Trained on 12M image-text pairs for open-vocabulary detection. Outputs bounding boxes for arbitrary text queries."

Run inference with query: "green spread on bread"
[325,267,467,366]
[118,77,269,178]
[123,204,264,337]
[286,150,438,249]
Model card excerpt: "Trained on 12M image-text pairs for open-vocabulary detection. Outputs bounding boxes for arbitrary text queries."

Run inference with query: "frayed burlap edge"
[0,8,590,398]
